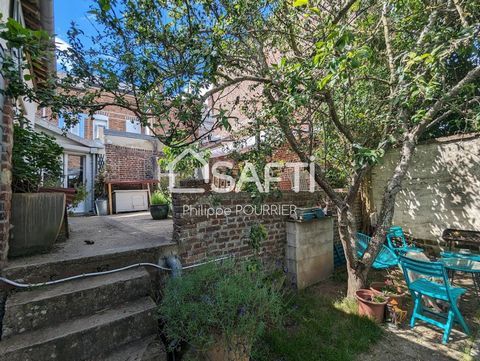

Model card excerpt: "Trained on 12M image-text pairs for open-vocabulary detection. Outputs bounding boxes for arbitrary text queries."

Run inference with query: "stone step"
[0,297,157,361]
[2,268,152,338]
[3,242,177,283]
[102,336,167,361]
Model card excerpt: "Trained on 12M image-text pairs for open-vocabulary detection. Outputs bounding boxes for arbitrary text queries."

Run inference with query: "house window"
[93,113,109,139]
[126,116,141,134]
[58,113,86,138]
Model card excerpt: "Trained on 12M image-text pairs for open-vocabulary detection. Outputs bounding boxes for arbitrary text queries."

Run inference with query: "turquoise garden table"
[439,257,480,298]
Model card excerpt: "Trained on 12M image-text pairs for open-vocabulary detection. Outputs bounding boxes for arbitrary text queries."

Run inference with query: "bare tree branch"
[452,0,469,27]
[324,91,355,143]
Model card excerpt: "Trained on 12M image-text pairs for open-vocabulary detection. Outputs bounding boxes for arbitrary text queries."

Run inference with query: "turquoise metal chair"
[386,226,423,254]
[356,232,399,270]
[398,255,470,344]
[440,251,480,262]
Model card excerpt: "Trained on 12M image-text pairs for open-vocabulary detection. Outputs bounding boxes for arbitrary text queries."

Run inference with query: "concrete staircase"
[0,268,166,361]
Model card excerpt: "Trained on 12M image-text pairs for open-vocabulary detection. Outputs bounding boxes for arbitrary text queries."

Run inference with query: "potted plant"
[370,280,407,307]
[355,289,388,323]
[94,168,108,216]
[159,260,283,360]
[10,123,65,257]
[149,191,169,220]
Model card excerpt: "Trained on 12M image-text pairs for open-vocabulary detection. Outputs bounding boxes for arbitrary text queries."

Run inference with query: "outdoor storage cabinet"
[113,189,149,213]
[286,217,334,289]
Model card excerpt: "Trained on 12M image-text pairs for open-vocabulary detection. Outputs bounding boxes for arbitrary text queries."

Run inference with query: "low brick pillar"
[286,217,334,289]
[0,100,13,267]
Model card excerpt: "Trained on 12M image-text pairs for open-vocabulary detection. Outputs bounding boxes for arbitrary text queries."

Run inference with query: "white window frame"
[93,113,109,139]
[125,116,141,134]
[69,122,81,137]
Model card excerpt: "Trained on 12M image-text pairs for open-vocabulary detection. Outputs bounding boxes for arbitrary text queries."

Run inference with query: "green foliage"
[252,292,382,361]
[150,191,169,205]
[94,168,107,199]
[12,123,63,193]
[249,223,268,253]
[158,146,211,180]
[352,145,385,167]
[159,260,284,356]
[0,17,52,99]
[70,184,88,209]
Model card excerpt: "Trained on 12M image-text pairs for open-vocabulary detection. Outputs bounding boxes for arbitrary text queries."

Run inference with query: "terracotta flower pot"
[204,336,250,361]
[370,282,407,307]
[356,289,388,323]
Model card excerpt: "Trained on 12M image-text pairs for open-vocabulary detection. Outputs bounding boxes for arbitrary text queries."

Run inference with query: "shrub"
[159,260,284,357]
[150,191,169,205]
[12,123,63,193]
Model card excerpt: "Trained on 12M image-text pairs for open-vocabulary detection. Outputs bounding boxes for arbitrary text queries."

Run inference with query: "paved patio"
[4,212,174,282]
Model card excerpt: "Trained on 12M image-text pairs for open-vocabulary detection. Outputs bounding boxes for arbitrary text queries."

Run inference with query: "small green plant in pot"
[149,191,169,220]
[159,260,284,361]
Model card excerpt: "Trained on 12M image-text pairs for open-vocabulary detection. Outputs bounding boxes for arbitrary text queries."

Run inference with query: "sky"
[54,0,97,44]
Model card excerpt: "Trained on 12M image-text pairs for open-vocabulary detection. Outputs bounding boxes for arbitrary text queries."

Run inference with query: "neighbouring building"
[199,81,319,192]
[39,95,164,214]
[0,0,55,265]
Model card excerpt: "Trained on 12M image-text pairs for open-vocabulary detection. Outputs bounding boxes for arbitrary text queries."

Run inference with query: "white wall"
[371,133,480,245]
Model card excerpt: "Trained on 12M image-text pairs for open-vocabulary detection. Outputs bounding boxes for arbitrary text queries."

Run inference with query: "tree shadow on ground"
[251,270,478,361]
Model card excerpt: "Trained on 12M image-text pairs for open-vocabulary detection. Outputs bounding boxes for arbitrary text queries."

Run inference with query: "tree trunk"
[347,269,366,298]
[336,205,367,296]
[374,135,417,237]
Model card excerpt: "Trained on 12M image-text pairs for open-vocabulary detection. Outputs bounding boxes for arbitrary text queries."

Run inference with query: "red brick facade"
[0,100,14,266]
[105,144,160,181]
[42,94,149,140]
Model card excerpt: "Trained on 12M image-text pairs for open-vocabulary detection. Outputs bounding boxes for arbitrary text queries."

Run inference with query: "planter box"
[9,193,66,257]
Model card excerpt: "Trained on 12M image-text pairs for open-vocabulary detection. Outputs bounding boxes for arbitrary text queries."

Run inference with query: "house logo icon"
[167,148,209,193]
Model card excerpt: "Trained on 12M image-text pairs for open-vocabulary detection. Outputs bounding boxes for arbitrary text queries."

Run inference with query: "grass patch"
[252,290,382,361]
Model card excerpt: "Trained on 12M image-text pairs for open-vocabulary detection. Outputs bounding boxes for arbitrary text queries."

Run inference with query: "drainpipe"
[165,256,182,278]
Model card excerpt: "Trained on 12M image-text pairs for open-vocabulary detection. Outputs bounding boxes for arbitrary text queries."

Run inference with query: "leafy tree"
[1,0,479,294]
[121,0,477,294]
[198,0,479,294]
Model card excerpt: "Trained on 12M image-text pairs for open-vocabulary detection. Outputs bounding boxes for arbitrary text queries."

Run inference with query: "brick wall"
[105,144,159,181]
[40,92,149,140]
[0,100,13,266]
[172,185,362,266]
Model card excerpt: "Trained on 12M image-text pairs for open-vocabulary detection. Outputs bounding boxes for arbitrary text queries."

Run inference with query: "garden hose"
[0,256,232,289]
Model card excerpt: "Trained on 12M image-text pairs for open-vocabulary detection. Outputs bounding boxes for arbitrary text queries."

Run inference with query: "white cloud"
[55,37,72,71]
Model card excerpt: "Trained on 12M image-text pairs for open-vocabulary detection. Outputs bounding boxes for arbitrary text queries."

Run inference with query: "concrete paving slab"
[7,212,173,267]
[3,212,175,282]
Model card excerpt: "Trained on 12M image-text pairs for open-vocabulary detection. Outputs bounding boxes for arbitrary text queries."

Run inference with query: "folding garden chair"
[356,232,399,270]
[386,226,423,254]
[398,255,470,344]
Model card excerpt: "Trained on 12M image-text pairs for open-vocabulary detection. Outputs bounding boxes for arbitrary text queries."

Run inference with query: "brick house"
[200,81,315,192]
[38,93,164,214]
[0,0,56,265]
